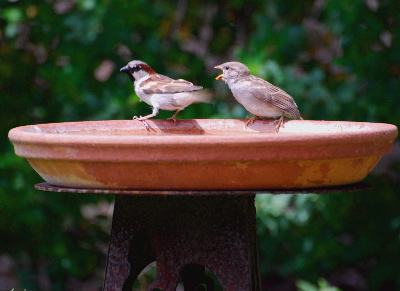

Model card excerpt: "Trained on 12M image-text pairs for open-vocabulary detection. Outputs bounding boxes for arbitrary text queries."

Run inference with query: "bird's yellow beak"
[215,73,224,80]
[214,66,224,80]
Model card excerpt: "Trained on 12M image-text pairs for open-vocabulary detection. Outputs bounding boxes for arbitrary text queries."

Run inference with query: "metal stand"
[104,195,259,291]
[35,182,371,291]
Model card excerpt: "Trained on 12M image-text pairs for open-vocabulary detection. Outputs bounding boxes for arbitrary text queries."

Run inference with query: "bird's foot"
[244,116,260,129]
[167,117,178,125]
[167,110,180,126]
[133,116,152,131]
[334,124,343,133]
[274,115,286,133]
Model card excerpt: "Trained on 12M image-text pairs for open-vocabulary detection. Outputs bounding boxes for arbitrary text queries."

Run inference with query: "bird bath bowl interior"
[8,119,398,190]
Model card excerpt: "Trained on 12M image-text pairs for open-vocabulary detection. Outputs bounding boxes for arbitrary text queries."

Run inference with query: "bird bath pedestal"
[9,119,398,291]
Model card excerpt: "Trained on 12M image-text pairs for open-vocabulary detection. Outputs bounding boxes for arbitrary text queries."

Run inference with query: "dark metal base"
[104,195,260,291]
[34,182,372,290]
[34,182,372,195]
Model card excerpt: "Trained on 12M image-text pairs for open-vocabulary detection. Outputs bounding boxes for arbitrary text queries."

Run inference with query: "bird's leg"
[245,115,260,129]
[167,110,181,125]
[274,113,285,133]
[133,107,159,121]
[133,107,159,131]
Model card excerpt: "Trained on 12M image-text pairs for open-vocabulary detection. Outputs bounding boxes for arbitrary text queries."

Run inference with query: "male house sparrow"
[215,61,302,132]
[120,60,211,126]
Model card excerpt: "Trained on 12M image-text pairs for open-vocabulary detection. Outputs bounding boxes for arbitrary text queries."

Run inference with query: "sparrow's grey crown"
[215,61,250,84]
[223,62,250,75]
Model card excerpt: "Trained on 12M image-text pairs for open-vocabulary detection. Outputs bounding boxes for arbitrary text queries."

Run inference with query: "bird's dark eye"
[131,65,141,72]
[225,66,229,70]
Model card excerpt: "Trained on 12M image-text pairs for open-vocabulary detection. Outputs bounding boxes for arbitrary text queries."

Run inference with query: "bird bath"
[8,119,398,190]
[8,119,398,290]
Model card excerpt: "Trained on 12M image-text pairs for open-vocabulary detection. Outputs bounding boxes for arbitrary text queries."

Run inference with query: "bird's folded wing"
[141,74,203,94]
[249,77,302,119]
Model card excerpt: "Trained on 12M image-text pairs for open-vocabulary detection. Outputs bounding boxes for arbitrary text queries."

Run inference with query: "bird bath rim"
[8,119,398,190]
[8,118,396,143]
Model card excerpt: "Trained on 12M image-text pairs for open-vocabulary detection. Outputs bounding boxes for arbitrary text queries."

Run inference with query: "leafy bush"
[1,1,399,290]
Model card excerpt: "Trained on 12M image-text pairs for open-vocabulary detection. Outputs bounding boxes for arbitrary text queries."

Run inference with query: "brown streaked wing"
[141,74,203,94]
[249,76,302,119]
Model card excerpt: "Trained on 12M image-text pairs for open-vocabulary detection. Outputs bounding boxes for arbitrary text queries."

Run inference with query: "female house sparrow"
[120,60,211,126]
[215,61,302,132]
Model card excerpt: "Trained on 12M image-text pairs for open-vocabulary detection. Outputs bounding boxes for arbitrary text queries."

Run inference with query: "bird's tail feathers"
[191,89,214,104]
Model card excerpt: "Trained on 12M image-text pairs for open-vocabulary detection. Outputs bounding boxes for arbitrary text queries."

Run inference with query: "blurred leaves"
[297,278,341,291]
[1,0,400,290]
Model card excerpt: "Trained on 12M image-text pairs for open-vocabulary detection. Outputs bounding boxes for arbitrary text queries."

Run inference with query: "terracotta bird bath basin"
[8,119,397,190]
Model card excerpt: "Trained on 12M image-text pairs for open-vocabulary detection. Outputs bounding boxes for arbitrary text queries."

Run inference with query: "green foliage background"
[1,0,399,290]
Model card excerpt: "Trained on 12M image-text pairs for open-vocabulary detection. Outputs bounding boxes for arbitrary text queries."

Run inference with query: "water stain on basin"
[8,119,398,190]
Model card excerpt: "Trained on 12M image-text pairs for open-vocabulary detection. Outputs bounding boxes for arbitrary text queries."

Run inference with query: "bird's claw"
[244,116,259,129]
[133,116,152,131]
[167,117,178,125]
[274,116,286,133]
[334,124,343,133]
